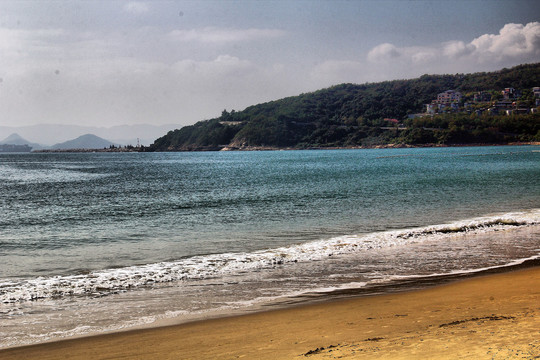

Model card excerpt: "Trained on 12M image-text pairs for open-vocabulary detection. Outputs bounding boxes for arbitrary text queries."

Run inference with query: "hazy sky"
[1,0,539,128]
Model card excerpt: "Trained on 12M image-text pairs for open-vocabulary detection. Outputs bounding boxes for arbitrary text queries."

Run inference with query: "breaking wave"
[1,209,539,304]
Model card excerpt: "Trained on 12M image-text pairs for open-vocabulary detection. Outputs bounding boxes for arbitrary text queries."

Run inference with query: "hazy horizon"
[0,123,178,146]
[0,0,539,129]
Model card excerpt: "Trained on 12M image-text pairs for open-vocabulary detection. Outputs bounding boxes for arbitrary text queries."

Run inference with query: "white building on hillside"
[436,90,462,104]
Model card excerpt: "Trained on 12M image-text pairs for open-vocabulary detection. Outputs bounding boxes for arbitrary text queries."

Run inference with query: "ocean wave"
[0,165,112,184]
[1,209,539,304]
[382,254,540,282]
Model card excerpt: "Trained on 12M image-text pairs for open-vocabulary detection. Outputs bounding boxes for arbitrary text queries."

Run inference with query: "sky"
[0,0,539,128]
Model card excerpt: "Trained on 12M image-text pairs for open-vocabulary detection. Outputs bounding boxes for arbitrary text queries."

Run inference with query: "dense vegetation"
[150,63,540,151]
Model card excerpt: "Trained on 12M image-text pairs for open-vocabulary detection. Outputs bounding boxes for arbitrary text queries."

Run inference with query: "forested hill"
[150,63,540,151]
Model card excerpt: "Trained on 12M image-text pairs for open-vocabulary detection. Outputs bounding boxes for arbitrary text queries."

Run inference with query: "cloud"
[171,55,255,81]
[0,41,294,128]
[0,28,65,53]
[310,22,540,88]
[1,20,539,128]
[0,28,71,77]
[168,27,286,43]
[123,2,149,15]
[368,22,540,66]
[359,21,540,82]
[443,41,475,58]
[367,43,401,62]
[469,22,540,61]
[410,50,438,64]
[0,21,297,128]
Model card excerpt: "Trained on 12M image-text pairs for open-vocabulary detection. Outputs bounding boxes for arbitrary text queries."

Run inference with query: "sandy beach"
[1,266,539,360]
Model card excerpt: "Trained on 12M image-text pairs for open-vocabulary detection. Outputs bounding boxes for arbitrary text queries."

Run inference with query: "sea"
[1,145,539,348]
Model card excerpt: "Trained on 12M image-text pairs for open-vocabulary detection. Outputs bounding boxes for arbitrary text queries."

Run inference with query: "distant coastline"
[28,141,540,153]
[0,144,32,153]
[217,141,540,152]
[33,146,147,153]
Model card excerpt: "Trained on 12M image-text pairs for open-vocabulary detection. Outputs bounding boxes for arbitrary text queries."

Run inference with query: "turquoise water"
[1,146,539,347]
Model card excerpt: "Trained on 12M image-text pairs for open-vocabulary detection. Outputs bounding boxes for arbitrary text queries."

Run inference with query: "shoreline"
[28,141,540,153]
[2,264,539,359]
[2,215,538,351]
[218,141,540,152]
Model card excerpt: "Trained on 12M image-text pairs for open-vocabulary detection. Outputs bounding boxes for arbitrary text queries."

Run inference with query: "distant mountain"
[0,124,179,147]
[50,134,118,150]
[0,133,30,145]
[0,133,45,150]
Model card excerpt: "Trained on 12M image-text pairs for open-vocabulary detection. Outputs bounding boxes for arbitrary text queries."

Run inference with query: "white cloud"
[360,21,540,81]
[0,19,298,127]
[370,22,540,66]
[411,50,438,64]
[123,2,149,15]
[171,55,255,81]
[470,22,540,61]
[168,27,286,43]
[0,36,294,128]
[310,22,540,88]
[1,20,539,129]
[0,28,65,54]
[367,43,400,62]
[443,41,475,58]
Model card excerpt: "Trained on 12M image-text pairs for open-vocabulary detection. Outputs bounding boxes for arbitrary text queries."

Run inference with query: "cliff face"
[150,63,540,151]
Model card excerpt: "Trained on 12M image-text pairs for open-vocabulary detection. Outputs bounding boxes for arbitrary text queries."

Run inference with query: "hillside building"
[502,87,516,100]
[425,103,436,114]
[473,91,491,102]
[436,90,462,104]
[533,87,540,106]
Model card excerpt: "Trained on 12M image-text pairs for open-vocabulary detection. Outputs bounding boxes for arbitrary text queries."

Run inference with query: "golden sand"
[2,267,539,359]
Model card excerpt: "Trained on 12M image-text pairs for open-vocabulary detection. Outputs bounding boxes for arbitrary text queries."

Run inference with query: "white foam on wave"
[0,310,188,349]
[383,253,540,282]
[1,209,539,304]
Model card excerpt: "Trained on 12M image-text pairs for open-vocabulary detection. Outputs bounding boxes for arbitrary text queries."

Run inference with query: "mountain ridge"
[50,134,118,150]
[0,133,45,150]
[0,124,178,147]
[150,63,540,151]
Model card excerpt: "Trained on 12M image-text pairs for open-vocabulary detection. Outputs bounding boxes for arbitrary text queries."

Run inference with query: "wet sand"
[2,267,539,359]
